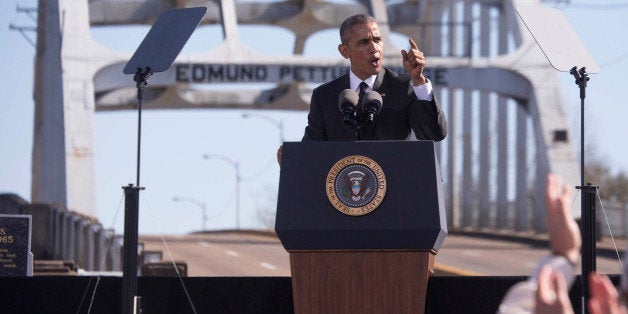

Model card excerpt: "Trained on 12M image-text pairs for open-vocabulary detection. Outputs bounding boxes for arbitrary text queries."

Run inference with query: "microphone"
[362,91,382,124]
[338,89,359,127]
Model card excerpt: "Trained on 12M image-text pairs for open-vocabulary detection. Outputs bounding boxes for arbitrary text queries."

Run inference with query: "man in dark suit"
[302,14,447,141]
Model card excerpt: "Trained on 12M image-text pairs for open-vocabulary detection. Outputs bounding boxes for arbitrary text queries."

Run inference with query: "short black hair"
[339,14,377,44]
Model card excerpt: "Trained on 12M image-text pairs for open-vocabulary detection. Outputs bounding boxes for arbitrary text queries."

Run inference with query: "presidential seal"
[326,155,387,216]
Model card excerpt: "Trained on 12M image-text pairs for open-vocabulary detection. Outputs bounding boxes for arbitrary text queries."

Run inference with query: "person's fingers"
[590,273,618,300]
[401,49,414,72]
[403,40,420,60]
[560,184,570,204]
[536,266,555,304]
[276,145,283,166]
[546,173,561,204]
[409,38,419,51]
[536,267,577,314]
[553,270,566,292]
[552,271,572,307]
[546,173,580,263]
[546,173,565,223]
[401,49,408,59]
[588,273,624,314]
[588,298,603,314]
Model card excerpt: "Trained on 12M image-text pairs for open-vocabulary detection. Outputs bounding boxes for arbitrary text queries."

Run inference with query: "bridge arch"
[33,0,578,232]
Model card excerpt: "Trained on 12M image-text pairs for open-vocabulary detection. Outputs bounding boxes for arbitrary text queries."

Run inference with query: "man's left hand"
[401,38,427,86]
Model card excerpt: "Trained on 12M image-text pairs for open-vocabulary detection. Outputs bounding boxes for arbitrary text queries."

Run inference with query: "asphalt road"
[139,230,625,277]
[141,231,291,277]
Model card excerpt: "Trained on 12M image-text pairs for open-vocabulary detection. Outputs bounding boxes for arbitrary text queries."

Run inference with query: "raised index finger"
[409,38,420,51]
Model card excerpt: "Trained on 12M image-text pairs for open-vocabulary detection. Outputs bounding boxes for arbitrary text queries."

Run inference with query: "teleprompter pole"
[571,66,597,313]
[514,7,600,312]
[133,68,151,187]
[120,7,206,313]
[122,184,144,314]
[120,67,150,314]
[577,183,598,311]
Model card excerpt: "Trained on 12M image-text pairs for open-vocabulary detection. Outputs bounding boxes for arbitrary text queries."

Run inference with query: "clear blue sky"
[1,0,627,235]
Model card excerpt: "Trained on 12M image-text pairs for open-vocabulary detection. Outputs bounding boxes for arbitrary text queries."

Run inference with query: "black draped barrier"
[0,275,616,313]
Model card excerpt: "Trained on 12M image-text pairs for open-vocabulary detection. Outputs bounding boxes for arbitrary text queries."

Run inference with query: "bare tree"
[252,183,278,230]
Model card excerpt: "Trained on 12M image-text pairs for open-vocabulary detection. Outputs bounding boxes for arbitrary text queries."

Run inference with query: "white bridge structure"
[33,0,579,232]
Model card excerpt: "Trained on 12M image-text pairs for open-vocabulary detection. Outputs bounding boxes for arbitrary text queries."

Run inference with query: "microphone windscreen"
[364,91,383,113]
[338,89,359,110]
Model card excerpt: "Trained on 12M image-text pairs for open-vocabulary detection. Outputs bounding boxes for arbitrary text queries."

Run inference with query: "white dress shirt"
[348,69,433,102]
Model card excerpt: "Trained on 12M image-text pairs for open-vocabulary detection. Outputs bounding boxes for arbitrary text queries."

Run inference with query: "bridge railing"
[0,194,123,272]
[2,191,626,275]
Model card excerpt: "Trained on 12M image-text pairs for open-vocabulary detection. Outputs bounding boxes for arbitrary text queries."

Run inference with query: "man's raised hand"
[401,38,427,86]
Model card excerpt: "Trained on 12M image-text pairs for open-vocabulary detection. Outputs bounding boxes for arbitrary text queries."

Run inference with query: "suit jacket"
[302,68,447,141]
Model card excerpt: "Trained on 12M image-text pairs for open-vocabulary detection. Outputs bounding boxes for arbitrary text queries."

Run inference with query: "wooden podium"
[276,141,447,314]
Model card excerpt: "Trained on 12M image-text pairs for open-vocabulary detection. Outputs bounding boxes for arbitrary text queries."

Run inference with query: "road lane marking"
[462,250,482,257]
[435,263,483,276]
[260,262,276,270]
[226,250,240,257]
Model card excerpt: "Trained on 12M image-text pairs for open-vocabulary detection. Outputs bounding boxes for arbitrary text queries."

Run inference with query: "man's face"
[338,22,383,80]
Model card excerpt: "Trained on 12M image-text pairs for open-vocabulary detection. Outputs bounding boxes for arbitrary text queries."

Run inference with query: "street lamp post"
[172,196,207,231]
[242,112,285,145]
[203,154,241,230]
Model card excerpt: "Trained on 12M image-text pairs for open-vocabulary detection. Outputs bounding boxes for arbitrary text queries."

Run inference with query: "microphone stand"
[571,66,598,313]
[343,95,381,141]
[341,108,361,140]
[343,115,369,141]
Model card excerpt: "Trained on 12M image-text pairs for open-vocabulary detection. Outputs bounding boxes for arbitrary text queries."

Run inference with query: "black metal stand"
[571,66,589,189]
[133,67,152,187]
[571,66,596,313]
[120,67,151,314]
[577,183,598,311]
[119,8,206,313]
[122,184,144,314]
[514,7,600,313]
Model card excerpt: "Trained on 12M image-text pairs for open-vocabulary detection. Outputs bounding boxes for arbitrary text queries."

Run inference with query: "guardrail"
[2,193,625,274]
[1,194,122,272]
[0,194,187,275]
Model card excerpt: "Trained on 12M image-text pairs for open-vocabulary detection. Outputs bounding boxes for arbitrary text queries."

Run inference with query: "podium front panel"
[275,141,447,251]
